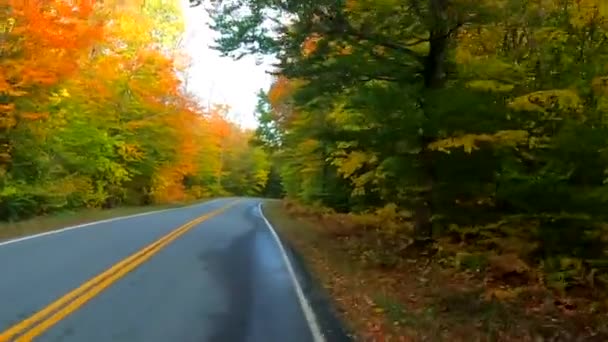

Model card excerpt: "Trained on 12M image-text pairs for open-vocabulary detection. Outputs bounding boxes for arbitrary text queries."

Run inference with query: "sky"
[179,1,273,129]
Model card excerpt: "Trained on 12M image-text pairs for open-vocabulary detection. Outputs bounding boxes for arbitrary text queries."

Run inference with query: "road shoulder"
[0,200,210,243]
[261,200,354,342]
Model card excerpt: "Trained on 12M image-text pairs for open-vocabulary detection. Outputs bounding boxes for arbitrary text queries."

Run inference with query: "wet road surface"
[0,198,347,342]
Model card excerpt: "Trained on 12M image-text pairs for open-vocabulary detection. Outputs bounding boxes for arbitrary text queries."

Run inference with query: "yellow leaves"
[534,27,569,44]
[428,130,529,153]
[117,143,144,161]
[0,113,17,129]
[430,134,480,154]
[508,89,583,114]
[466,80,514,93]
[334,151,373,178]
[567,0,607,28]
[492,130,530,146]
[48,88,70,105]
[59,88,70,97]
[107,11,153,50]
[456,27,503,61]
[515,0,607,28]
[151,167,187,203]
[455,46,474,65]
[592,76,608,96]
[372,203,409,234]
[0,77,10,93]
[351,171,376,196]
[0,18,16,34]
[456,53,524,84]
[330,149,380,196]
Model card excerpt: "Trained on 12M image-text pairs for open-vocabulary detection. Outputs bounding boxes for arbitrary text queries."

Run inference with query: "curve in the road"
[0,198,349,342]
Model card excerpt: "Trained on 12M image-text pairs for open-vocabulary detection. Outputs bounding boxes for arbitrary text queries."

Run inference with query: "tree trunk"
[425,0,449,89]
[414,0,450,240]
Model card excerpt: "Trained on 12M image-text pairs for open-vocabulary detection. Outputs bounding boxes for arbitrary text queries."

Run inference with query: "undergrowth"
[279,199,608,341]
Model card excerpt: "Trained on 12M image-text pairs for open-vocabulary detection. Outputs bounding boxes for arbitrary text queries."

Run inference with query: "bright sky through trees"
[179,0,272,128]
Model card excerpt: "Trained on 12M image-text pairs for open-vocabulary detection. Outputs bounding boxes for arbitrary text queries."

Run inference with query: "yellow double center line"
[0,201,237,342]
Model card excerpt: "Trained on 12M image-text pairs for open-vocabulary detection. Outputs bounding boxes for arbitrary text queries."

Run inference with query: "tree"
[208,0,608,292]
[0,0,272,220]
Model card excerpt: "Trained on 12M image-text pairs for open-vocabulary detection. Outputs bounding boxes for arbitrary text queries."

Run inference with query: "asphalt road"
[0,198,348,342]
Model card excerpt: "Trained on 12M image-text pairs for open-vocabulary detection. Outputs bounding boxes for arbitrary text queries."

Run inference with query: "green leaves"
[466,80,514,93]
[1,0,275,220]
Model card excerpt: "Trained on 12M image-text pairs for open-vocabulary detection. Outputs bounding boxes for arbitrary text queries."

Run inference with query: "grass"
[0,199,208,242]
[262,199,608,341]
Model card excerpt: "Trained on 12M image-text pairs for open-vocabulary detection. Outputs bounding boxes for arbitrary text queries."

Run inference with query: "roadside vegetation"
[209,0,608,340]
[265,200,607,341]
[0,0,272,227]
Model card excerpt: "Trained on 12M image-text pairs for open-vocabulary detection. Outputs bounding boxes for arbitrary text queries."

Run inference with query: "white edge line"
[0,199,220,248]
[257,202,326,342]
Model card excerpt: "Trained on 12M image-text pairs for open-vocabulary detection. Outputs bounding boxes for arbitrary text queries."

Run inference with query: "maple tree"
[0,0,271,220]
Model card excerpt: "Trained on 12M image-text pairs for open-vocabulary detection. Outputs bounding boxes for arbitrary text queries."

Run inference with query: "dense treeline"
[0,0,270,221]
[211,0,608,296]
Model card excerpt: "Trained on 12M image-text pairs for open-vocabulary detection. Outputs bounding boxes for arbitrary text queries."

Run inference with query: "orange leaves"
[0,0,270,208]
[302,33,322,57]
[0,77,11,93]
[268,76,294,106]
[0,104,15,112]
[124,49,181,106]
[207,106,232,139]
[0,0,101,173]
[0,0,101,105]
[151,166,188,203]
[19,112,49,120]
[10,0,102,57]
[302,33,353,58]
[150,109,206,203]
[0,0,273,215]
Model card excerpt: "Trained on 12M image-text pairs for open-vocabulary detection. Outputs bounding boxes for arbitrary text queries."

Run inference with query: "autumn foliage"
[0,0,270,220]
[212,0,608,338]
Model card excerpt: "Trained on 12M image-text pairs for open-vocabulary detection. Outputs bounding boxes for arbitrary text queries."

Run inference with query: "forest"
[0,0,271,222]
[208,0,608,338]
[3,0,608,338]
